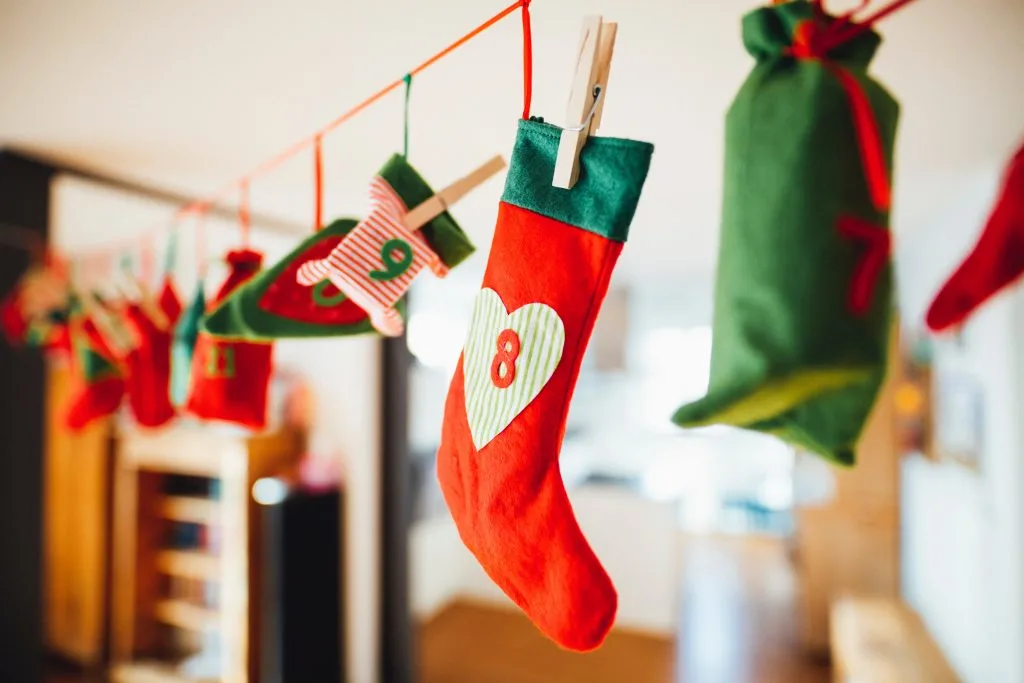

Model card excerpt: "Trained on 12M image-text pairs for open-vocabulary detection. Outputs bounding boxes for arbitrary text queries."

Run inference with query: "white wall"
[410,485,681,636]
[897,166,1024,683]
[50,176,382,683]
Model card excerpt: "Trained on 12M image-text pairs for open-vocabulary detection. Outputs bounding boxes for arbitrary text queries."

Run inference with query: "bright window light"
[406,312,467,372]
[252,477,288,506]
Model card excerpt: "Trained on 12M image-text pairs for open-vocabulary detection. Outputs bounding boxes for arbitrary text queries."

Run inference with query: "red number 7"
[837,216,891,316]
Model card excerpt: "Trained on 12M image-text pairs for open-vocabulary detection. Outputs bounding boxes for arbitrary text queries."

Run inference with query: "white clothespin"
[552,16,618,190]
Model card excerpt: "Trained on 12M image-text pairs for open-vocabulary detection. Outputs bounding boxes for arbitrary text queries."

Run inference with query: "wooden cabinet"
[110,428,301,683]
[44,362,115,666]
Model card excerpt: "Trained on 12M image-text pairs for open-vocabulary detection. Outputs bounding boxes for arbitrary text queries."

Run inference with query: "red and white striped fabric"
[296,176,448,336]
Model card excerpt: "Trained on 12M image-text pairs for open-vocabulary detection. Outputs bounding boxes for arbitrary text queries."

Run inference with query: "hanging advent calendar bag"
[186,249,273,430]
[202,154,475,340]
[672,0,900,466]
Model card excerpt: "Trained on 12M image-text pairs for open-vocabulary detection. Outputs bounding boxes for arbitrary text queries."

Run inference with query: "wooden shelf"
[160,496,220,525]
[155,550,220,581]
[153,599,219,632]
[112,661,218,683]
[112,428,303,683]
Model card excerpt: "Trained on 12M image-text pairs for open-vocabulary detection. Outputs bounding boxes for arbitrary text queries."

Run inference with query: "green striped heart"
[463,288,565,450]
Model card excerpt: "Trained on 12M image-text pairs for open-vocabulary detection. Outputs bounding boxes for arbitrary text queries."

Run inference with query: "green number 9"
[370,238,413,282]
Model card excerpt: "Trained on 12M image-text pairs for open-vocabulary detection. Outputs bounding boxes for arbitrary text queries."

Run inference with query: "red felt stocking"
[926,141,1024,331]
[123,281,181,428]
[65,315,126,431]
[436,120,653,651]
[186,249,273,430]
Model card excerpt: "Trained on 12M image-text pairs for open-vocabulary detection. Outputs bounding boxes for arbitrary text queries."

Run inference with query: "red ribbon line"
[62,0,532,264]
[788,18,893,316]
[314,135,324,232]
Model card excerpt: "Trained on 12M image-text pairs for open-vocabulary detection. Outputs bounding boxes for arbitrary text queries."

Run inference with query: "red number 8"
[490,328,521,389]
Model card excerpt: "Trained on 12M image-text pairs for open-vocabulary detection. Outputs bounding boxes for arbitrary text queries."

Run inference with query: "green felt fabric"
[80,347,118,383]
[171,283,205,406]
[202,154,470,340]
[501,119,654,243]
[671,0,900,466]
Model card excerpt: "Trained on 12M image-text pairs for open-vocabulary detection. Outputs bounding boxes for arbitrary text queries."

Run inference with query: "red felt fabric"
[124,304,175,428]
[64,317,125,431]
[436,202,620,652]
[0,288,27,345]
[258,233,369,325]
[186,249,273,430]
[926,142,1024,331]
[159,277,184,323]
[66,376,125,430]
[123,278,182,428]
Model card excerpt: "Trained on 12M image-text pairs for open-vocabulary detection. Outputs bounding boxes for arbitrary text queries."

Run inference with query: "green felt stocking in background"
[202,154,475,340]
[171,282,205,407]
[672,0,900,465]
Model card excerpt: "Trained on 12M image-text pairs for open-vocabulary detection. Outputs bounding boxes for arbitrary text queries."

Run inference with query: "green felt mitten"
[672,0,900,466]
[202,154,475,340]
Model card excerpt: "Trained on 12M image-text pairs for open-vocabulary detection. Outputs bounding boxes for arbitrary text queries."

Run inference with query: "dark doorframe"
[379,334,415,683]
[0,151,54,683]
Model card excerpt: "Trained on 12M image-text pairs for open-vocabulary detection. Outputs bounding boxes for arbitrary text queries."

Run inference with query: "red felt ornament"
[64,313,126,431]
[122,241,184,428]
[185,248,273,430]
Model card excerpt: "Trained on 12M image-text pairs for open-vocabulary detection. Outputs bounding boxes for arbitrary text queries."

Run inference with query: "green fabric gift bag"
[672,0,900,465]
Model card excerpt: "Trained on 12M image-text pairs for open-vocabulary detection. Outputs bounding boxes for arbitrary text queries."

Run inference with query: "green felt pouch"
[672,0,900,465]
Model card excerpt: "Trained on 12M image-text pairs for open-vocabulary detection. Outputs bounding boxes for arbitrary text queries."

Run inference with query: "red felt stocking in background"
[186,249,273,430]
[65,313,126,430]
[123,252,183,427]
[436,119,653,651]
[926,141,1024,331]
[123,285,181,428]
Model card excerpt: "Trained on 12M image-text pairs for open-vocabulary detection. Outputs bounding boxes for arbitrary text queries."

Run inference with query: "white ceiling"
[1,0,1022,280]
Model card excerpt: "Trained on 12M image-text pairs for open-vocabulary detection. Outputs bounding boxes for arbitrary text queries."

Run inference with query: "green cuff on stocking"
[501,118,654,242]
[203,154,474,340]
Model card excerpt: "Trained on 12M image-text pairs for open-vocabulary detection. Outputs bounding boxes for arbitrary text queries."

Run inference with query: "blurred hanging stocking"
[926,141,1024,331]
[172,282,205,407]
[123,240,182,427]
[158,230,184,322]
[64,308,126,430]
[186,248,273,430]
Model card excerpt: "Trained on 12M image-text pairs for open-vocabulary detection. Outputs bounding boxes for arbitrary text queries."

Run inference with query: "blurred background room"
[1,1,1023,682]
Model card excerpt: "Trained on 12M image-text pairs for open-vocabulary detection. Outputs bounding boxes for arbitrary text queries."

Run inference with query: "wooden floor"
[418,535,831,683]
[47,536,829,683]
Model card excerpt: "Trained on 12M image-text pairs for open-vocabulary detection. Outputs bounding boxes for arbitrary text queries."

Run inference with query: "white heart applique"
[463,288,565,450]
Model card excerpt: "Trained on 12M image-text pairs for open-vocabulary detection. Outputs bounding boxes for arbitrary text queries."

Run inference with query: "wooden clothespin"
[553,16,618,190]
[403,155,507,231]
